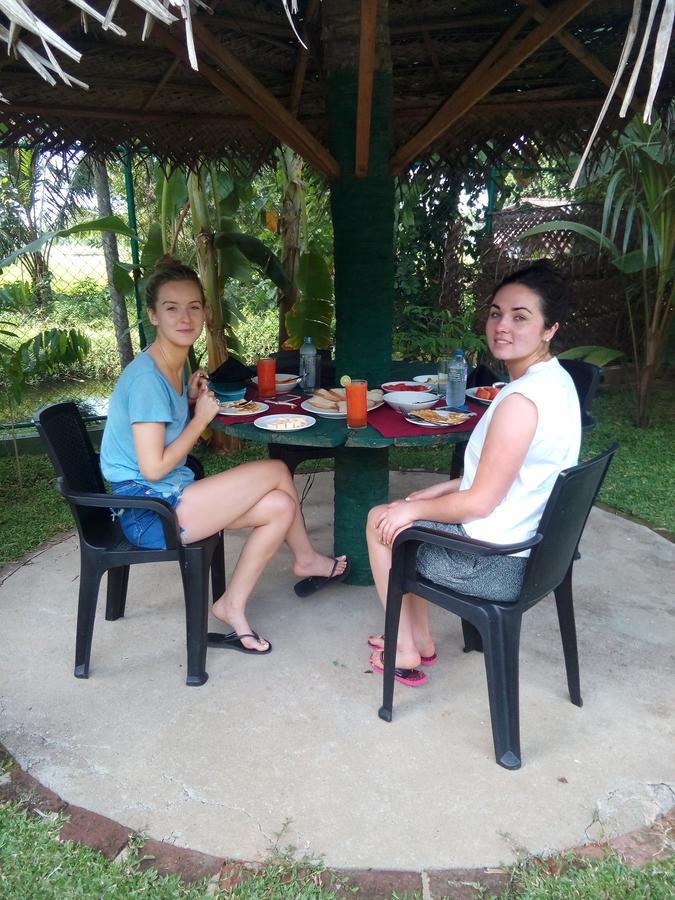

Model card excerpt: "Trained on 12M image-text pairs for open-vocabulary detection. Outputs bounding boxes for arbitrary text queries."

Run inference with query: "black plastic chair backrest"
[34,402,104,494]
[33,402,112,540]
[467,363,499,389]
[558,359,602,422]
[519,445,617,606]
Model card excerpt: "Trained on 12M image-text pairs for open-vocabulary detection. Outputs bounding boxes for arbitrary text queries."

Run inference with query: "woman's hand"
[193,390,220,427]
[188,370,209,402]
[374,499,418,547]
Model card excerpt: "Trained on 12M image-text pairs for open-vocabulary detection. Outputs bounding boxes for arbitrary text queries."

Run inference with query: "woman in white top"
[366,262,581,686]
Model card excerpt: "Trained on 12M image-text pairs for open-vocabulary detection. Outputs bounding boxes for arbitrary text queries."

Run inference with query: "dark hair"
[145,256,205,310]
[494,261,569,328]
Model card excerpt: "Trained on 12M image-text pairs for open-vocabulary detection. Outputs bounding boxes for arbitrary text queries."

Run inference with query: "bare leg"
[366,505,434,669]
[176,460,345,649]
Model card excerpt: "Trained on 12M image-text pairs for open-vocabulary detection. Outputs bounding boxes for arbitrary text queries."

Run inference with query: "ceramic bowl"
[382,390,437,415]
[251,374,301,393]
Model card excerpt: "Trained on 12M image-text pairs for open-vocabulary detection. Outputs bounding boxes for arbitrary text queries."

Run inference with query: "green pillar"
[323,2,394,584]
[324,10,394,387]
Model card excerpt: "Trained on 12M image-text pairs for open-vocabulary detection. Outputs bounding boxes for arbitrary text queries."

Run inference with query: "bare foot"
[370,647,421,670]
[367,632,436,660]
[293,553,347,580]
[212,596,269,652]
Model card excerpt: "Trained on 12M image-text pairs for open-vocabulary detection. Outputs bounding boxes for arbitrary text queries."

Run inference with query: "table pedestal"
[334,446,389,585]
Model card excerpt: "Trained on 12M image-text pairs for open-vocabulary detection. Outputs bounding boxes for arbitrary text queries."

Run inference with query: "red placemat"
[367,401,486,437]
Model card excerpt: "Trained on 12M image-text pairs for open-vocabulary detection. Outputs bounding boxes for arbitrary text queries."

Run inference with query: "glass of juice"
[257,358,276,398]
[346,379,368,429]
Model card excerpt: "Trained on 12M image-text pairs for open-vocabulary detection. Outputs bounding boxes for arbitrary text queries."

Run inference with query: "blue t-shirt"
[100,351,195,496]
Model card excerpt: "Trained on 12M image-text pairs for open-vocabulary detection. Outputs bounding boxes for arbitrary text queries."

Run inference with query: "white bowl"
[251,373,301,393]
[383,390,438,415]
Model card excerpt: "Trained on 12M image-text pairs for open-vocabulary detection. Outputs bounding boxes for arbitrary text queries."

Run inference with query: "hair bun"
[154,254,181,271]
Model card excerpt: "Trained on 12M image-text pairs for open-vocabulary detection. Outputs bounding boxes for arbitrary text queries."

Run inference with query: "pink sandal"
[370,651,427,687]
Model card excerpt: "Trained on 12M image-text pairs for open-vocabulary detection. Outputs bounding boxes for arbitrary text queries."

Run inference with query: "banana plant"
[520,115,674,427]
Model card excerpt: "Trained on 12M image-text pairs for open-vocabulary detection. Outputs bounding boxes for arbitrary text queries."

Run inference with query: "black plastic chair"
[33,402,226,686]
[378,444,618,769]
[558,358,602,434]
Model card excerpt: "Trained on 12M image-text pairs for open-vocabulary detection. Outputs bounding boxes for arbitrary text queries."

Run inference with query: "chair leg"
[481,610,523,770]
[554,564,582,707]
[449,442,466,479]
[210,532,226,601]
[74,556,105,679]
[462,618,483,653]
[378,557,407,723]
[180,546,211,686]
[105,565,130,620]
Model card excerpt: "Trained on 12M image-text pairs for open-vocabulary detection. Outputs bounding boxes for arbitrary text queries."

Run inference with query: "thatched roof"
[1,1,672,175]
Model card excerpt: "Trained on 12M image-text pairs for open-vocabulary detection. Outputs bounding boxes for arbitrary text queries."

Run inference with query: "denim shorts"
[110,481,187,550]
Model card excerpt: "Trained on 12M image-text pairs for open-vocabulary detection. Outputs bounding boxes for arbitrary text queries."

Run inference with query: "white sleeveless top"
[460,358,581,553]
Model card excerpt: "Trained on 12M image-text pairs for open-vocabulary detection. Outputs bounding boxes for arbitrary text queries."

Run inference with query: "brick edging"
[1,743,672,897]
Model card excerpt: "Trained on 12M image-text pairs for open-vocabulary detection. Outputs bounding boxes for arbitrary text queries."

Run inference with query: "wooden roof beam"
[390,0,593,175]
[0,103,248,124]
[190,18,339,179]
[141,58,180,110]
[355,0,377,178]
[421,29,448,94]
[150,22,339,179]
[517,0,642,113]
[289,0,320,117]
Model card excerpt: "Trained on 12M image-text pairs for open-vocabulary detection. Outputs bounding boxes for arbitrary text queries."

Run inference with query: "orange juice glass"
[346,380,368,428]
[257,358,276,398]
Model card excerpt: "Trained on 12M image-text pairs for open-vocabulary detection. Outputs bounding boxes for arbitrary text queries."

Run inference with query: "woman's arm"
[375,393,538,546]
[405,479,461,501]
[132,391,220,482]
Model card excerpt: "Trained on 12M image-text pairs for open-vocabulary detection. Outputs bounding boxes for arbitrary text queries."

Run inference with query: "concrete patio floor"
[1,471,673,871]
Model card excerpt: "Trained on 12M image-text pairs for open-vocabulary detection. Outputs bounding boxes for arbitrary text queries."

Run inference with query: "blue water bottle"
[446,349,467,407]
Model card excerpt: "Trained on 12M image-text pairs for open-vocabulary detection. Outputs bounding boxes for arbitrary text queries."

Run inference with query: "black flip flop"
[207,630,272,654]
[293,557,351,598]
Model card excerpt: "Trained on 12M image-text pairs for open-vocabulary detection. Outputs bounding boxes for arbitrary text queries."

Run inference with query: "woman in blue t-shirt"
[101,257,347,654]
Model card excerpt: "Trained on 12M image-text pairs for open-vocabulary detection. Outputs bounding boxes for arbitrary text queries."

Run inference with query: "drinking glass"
[257,358,276,398]
[436,357,450,396]
[346,379,368,428]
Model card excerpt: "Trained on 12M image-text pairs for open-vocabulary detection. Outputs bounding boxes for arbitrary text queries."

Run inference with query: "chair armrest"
[56,478,180,548]
[392,524,542,557]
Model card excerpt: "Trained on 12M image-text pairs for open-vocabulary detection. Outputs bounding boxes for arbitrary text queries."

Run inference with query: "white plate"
[300,399,384,418]
[218,401,269,416]
[466,387,497,406]
[381,380,429,392]
[404,412,471,428]
[413,374,447,386]
[253,413,315,432]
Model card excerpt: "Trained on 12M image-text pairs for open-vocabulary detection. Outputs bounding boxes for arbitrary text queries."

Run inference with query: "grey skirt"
[414,520,527,603]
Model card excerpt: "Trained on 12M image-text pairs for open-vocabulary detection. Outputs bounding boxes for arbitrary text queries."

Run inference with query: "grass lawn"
[0,801,673,899]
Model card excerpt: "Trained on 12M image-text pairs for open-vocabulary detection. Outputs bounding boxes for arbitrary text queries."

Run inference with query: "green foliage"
[284,248,334,348]
[0,215,135,270]
[558,346,625,367]
[393,303,486,364]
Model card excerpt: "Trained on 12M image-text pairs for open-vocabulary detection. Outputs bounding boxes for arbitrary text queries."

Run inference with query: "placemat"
[367,400,486,437]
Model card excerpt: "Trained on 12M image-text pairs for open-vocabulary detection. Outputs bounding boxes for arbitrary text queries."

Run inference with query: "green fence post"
[121,147,145,349]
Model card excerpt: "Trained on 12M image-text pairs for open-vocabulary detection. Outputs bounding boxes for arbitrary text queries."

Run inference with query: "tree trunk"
[93,159,134,369]
[277,148,303,347]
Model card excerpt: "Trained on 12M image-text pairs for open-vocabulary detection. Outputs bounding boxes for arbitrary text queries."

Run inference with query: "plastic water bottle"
[446,349,467,407]
[299,336,317,393]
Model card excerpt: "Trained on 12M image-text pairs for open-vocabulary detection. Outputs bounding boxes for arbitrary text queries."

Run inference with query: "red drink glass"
[346,380,368,428]
[257,358,276,398]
